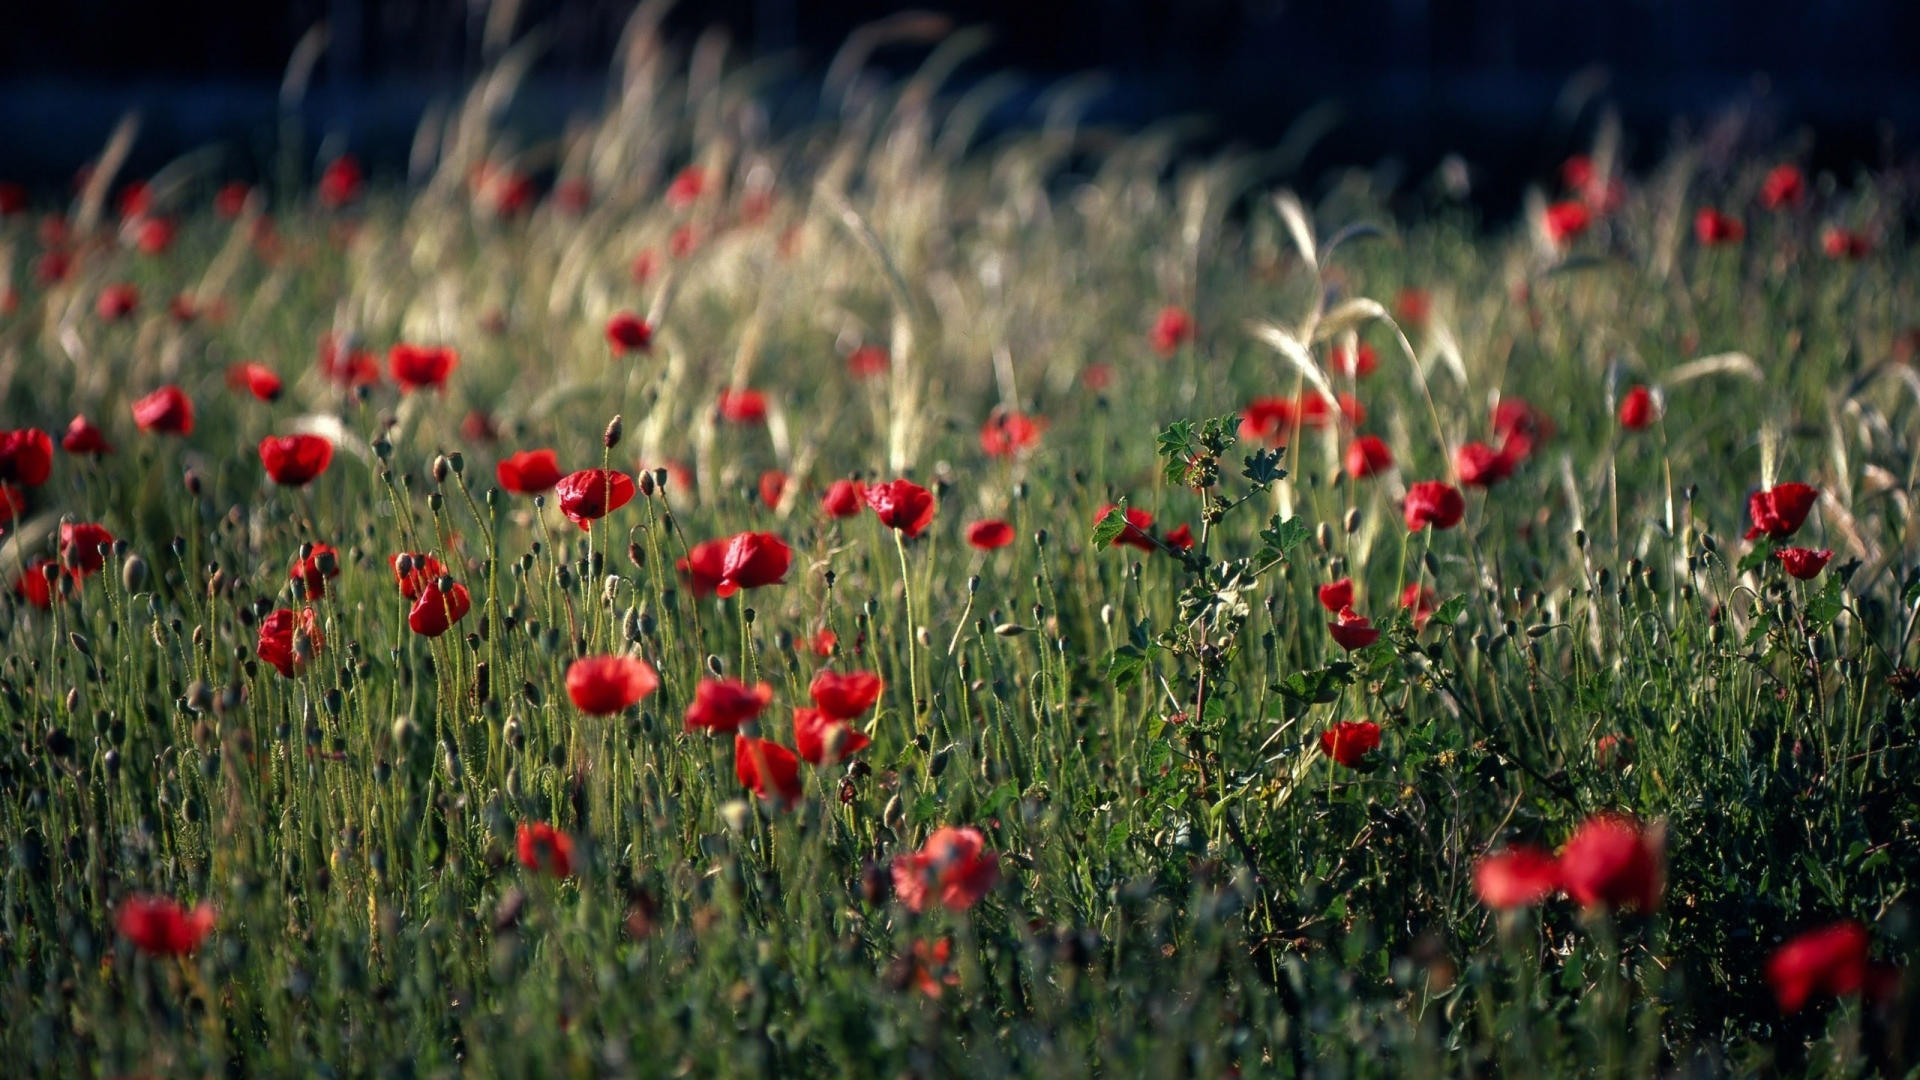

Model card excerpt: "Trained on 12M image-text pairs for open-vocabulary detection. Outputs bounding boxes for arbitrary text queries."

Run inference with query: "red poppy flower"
[1239,397,1296,446]
[13,556,59,608]
[60,522,114,576]
[966,519,1015,550]
[1766,922,1872,1013]
[630,249,661,284]
[516,822,576,878]
[759,470,788,509]
[1745,482,1819,540]
[497,449,563,495]
[1395,288,1432,328]
[1327,607,1379,651]
[256,607,322,678]
[389,344,458,392]
[132,386,193,436]
[225,362,283,402]
[552,178,591,214]
[677,532,792,598]
[1775,547,1833,580]
[565,655,660,715]
[1556,813,1663,913]
[1595,734,1635,770]
[36,248,73,286]
[131,216,176,256]
[1455,441,1513,488]
[97,283,140,321]
[606,311,652,355]
[811,669,883,719]
[407,579,472,637]
[1149,305,1193,357]
[1543,200,1592,245]
[1822,227,1871,261]
[1081,363,1115,391]
[554,469,636,530]
[389,552,447,600]
[821,478,866,519]
[847,345,889,380]
[1404,481,1465,532]
[794,706,871,766]
[259,434,334,486]
[0,428,54,486]
[1165,524,1195,550]
[685,677,774,731]
[1560,154,1595,193]
[115,895,215,956]
[980,411,1045,457]
[1759,164,1806,212]
[1618,386,1655,430]
[1342,435,1392,480]
[1491,398,1550,457]
[665,166,706,211]
[0,483,24,524]
[1472,846,1560,909]
[1333,342,1378,379]
[116,181,151,219]
[1319,719,1381,767]
[214,181,252,219]
[1693,208,1744,246]
[716,388,768,424]
[289,543,340,599]
[58,415,108,457]
[318,156,364,209]
[892,826,1000,913]
[319,334,381,387]
[1317,578,1354,613]
[462,410,498,444]
[1096,503,1156,551]
[865,479,936,538]
[1298,391,1364,429]
[1400,583,1438,630]
[735,734,804,805]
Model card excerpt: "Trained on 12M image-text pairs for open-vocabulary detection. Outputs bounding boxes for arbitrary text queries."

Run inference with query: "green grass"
[1,27,1918,1080]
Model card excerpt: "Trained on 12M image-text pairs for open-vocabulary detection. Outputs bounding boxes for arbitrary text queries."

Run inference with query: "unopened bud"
[604,415,624,449]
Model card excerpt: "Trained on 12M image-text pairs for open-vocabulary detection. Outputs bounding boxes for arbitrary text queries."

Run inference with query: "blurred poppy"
[1759,164,1806,211]
[0,428,53,486]
[407,579,472,637]
[811,670,883,719]
[214,181,252,218]
[810,628,837,658]
[1543,200,1591,245]
[133,216,176,255]
[1096,503,1156,551]
[1404,481,1464,531]
[1149,305,1193,356]
[1693,208,1744,246]
[866,479,935,538]
[497,449,563,495]
[1346,435,1393,479]
[1491,398,1550,460]
[60,522,114,576]
[289,543,340,599]
[1745,482,1818,540]
[685,677,774,731]
[1472,846,1560,909]
[847,345,889,380]
[318,156,363,209]
[461,410,498,444]
[227,363,283,402]
[131,386,193,436]
[1081,363,1115,391]
[552,178,591,214]
[1400,583,1438,629]
[97,283,139,321]
[717,388,767,424]
[259,434,334,486]
[677,532,792,598]
[1165,524,1195,550]
[36,249,73,285]
[794,706,871,766]
[1317,578,1354,613]
[1333,342,1378,379]
[665,166,706,211]
[967,519,1014,550]
[116,181,151,219]
[1556,813,1663,913]
[1775,547,1833,580]
[1618,386,1656,430]
[759,470,788,509]
[389,552,447,600]
[554,469,636,530]
[516,822,576,878]
[389,344,458,392]
[1327,607,1379,651]
[115,895,215,956]
[630,249,661,284]
[606,311,652,355]
[979,411,1045,457]
[566,655,660,715]
[1298,391,1364,429]
[1822,227,1871,261]
[1239,397,1295,446]
[735,735,804,805]
[1766,922,1873,1013]
[319,334,381,388]
[821,478,866,519]
[13,556,58,608]
[1319,719,1381,768]
[256,608,322,678]
[0,182,25,215]
[1395,288,1431,328]
[892,826,1000,913]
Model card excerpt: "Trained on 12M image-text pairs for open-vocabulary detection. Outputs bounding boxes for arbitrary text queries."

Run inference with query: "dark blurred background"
[4,0,1919,209]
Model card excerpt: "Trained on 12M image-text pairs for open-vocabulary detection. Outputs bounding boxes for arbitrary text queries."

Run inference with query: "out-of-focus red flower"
[552,178,592,214]
[630,249,660,284]
[133,216,176,255]
[214,181,252,219]
[892,826,1000,913]
[979,410,1045,457]
[131,386,193,436]
[1543,200,1592,245]
[1165,523,1195,549]
[1096,503,1156,551]
[389,344,458,392]
[1333,342,1378,379]
[256,607,322,678]
[1404,481,1464,531]
[318,156,364,209]
[516,822,576,878]
[1081,362,1115,391]
[759,470,788,509]
[226,362,283,402]
[1297,391,1364,429]
[61,416,111,457]
[821,478,866,519]
[289,543,340,599]
[1400,583,1438,630]
[1239,397,1295,446]
[669,223,699,258]
[1327,607,1379,651]
[1556,813,1663,913]
[847,345,889,380]
[1455,441,1514,488]
[865,479,936,538]
[1745,482,1819,540]
[1346,435,1393,479]
[97,283,139,321]
[555,469,636,530]
[407,579,472,637]
[0,483,24,525]
[1319,719,1382,767]
[389,552,447,600]
[606,311,653,355]
[1473,846,1560,909]
[36,248,73,285]
[496,449,563,495]
[810,628,838,657]
[1595,734,1636,770]
[1149,305,1193,356]
[1395,288,1431,328]
[1775,547,1833,580]
[967,519,1014,550]
[462,410,498,444]
[677,532,792,598]
[665,166,706,211]
[716,388,767,424]
[116,181,151,220]
[259,434,334,486]
[0,428,54,486]
[1766,922,1873,1013]
[1759,164,1806,211]
[735,735,804,806]
[319,334,381,388]
[13,556,60,608]
[1822,227,1871,261]
[60,522,114,576]
[1694,208,1744,246]
[1491,398,1550,460]
[685,677,774,732]
[1618,386,1656,430]
[811,670,883,719]
[794,706,871,766]
[566,655,660,715]
[115,895,215,956]
[1317,578,1354,613]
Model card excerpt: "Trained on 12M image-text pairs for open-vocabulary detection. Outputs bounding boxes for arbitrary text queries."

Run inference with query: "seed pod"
[432,455,451,484]
[604,415,624,449]
[121,554,148,592]
[994,623,1029,637]
[1343,507,1361,534]
[447,451,464,475]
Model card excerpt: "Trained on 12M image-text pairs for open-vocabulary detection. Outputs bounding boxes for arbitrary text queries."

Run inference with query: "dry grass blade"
[1660,352,1762,387]
[1247,320,1335,403]
[1273,190,1317,273]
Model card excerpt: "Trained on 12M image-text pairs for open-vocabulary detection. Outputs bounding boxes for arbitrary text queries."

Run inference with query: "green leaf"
[1259,515,1312,558]
[1737,539,1774,574]
[1433,594,1468,627]
[1241,447,1288,486]
[1156,421,1195,484]
[1104,644,1157,690]
[1091,500,1130,548]
[1104,819,1133,855]
[1805,576,1845,626]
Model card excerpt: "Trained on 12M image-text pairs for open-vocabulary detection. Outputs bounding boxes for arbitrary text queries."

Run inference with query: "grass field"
[2,14,1918,1079]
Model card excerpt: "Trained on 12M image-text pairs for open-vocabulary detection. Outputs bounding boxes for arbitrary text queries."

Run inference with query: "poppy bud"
[638,472,656,497]
[121,555,148,592]
[447,451,464,475]
[707,654,724,676]
[428,493,443,513]
[604,415,624,449]
[185,469,202,496]
[372,438,392,461]
[654,467,669,491]
[391,715,417,747]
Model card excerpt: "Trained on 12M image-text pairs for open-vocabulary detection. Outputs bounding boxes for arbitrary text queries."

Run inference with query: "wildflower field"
[3,14,1920,1079]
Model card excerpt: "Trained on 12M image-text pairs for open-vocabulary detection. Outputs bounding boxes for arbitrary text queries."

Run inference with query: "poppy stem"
[894,528,921,729]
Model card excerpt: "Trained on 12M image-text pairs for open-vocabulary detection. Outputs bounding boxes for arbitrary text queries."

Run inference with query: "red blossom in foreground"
[555,469,636,530]
[61,416,109,456]
[1455,441,1514,488]
[1745,482,1819,540]
[258,434,334,486]
[389,552,447,600]
[759,470,788,509]
[811,670,883,720]
[866,479,936,538]
[1775,547,1833,580]
[794,707,871,767]
[1760,164,1806,211]
[678,532,792,598]
[496,449,563,495]
[606,311,652,355]
[1472,846,1561,909]
[318,156,364,209]
[735,735,804,806]
[967,519,1014,550]
[1239,397,1295,446]
[407,580,472,637]
[1404,481,1465,532]
[1556,814,1663,913]
[226,363,283,402]
[1320,720,1382,768]
[684,678,774,732]
[1693,208,1744,246]
[1346,435,1393,479]
[1618,386,1656,430]
[717,388,767,424]
[1543,200,1592,245]
[116,895,215,956]
[61,522,114,576]
[1766,922,1875,1013]
[1149,305,1193,356]
[389,344,459,391]
[892,826,1000,914]
[516,822,576,878]
[256,608,322,678]
[1327,607,1380,651]
[1317,578,1354,613]
[847,345,889,380]
[1822,227,1871,261]
[979,411,1045,457]
[1097,503,1156,551]
[1400,583,1438,630]
[289,544,340,599]
[97,283,140,321]
[132,386,193,436]
[566,655,660,715]
[0,428,54,486]
[821,479,866,519]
